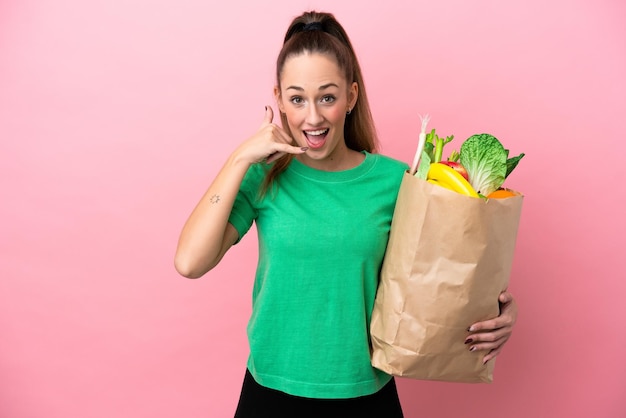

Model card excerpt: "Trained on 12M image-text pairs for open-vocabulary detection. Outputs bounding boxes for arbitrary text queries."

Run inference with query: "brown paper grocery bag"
[370,172,523,383]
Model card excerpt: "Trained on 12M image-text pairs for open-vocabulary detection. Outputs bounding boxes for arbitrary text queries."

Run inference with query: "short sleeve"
[228,163,265,244]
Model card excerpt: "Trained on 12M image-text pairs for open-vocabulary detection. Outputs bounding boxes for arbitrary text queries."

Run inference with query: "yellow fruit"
[427,178,455,192]
[427,163,479,198]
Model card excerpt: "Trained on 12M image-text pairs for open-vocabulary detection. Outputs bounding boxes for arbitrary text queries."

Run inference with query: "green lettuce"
[459,133,507,196]
[505,150,525,179]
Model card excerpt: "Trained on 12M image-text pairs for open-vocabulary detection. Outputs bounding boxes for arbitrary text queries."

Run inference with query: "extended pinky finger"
[265,151,286,164]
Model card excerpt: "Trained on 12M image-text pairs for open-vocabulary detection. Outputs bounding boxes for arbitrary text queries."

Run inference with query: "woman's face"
[275,52,358,170]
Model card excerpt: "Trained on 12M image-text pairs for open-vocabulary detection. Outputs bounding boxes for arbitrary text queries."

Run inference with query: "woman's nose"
[305,104,323,125]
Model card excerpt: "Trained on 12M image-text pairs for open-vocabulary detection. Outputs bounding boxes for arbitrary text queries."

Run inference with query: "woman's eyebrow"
[285,83,340,91]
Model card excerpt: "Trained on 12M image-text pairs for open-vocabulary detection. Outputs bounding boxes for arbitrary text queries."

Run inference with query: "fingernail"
[301,147,309,151]
[467,326,475,332]
[469,346,476,352]
[265,106,268,111]
[464,338,473,345]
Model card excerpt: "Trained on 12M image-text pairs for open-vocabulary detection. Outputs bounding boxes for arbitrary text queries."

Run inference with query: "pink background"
[1,0,625,417]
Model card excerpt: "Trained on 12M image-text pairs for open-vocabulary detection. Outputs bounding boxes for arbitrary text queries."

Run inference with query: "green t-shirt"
[228,151,407,399]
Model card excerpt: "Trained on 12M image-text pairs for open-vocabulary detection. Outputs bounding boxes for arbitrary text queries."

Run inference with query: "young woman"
[175,11,518,417]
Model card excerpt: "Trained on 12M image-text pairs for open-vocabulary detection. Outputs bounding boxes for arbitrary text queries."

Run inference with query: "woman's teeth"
[304,129,329,148]
[306,129,328,136]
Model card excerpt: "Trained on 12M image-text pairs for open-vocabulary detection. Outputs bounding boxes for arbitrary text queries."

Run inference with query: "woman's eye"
[290,96,304,104]
[321,95,336,104]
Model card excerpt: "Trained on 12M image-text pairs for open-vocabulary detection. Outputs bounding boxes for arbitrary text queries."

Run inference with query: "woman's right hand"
[234,106,308,165]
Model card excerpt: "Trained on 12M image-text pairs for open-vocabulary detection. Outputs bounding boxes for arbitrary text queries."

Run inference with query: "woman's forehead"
[280,52,345,89]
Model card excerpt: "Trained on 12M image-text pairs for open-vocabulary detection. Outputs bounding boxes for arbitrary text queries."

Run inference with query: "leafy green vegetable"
[459,133,508,196]
[423,141,434,164]
[505,151,525,178]
[425,129,454,163]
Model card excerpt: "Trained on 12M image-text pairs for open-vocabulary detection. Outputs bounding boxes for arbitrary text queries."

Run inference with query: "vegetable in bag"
[460,134,509,196]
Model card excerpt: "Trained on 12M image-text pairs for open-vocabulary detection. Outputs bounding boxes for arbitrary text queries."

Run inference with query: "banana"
[427,178,456,192]
[427,163,479,198]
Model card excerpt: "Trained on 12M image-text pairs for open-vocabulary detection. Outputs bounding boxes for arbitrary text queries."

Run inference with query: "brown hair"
[261,11,379,195]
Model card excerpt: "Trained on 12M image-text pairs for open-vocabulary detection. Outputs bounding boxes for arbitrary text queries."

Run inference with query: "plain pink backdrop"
[1,0,625,417]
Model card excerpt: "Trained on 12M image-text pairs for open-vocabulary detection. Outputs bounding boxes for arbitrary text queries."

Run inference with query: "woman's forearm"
[174,152,250,278]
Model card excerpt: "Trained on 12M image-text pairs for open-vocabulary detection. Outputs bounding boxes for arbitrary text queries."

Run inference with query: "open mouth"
[303,129,329,149]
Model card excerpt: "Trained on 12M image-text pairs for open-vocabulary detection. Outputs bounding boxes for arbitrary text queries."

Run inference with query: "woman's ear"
[349,82,359,112]
[274,85,285,113]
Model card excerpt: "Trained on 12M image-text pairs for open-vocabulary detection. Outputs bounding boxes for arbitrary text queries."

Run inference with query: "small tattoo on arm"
[209,194,221,204]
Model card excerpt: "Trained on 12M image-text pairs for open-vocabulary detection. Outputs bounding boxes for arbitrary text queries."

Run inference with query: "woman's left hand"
[465,291,518,364]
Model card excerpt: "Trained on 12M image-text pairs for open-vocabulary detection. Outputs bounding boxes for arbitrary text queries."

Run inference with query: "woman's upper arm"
[218,223,240,262]
[206,222,240,274]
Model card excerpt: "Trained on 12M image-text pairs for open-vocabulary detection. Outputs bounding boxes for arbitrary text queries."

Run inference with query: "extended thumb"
[263,105,274,124]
